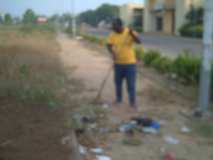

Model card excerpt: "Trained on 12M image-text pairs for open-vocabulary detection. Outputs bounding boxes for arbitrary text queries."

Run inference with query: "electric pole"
[197,0,213,116]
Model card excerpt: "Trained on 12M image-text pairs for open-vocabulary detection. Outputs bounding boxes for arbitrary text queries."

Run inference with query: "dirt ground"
[1,32,213,160]
[57,34,213,160]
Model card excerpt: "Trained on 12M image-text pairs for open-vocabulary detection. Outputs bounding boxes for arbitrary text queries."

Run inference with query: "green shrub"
[36,23,55,32]
[135,47,144,61]
[20,24,34,33]
[151,56,173,73]
[172,52,201,83]
[81,34,106,46]
[20,23,55,33]
[179,23,203,38]
[65,26,73,35]
[143,50,161,66]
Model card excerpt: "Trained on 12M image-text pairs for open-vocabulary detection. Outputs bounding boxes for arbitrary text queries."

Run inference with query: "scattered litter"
[164,152,176,160]
[141,120,160,134]
[164,136,180,145]
[79,145,87,155]
[96,155,112,160]
[131,117,153,127]
[119,121,137,133]
[81,116,92,123]
[143,127,159,134]
[151,121,161,130]
[61,136,72,145]
[102,103,110,109]
[89,123,97,129]
[91,148,104,154]
[181,126,191,133]
[132,117,160,129]
[119,117,161,135]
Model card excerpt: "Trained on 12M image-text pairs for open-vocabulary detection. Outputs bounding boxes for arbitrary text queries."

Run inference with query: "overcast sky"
[0,0,144,17]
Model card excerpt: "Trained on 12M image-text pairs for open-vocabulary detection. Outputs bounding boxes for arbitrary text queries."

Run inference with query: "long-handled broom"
[93,65,113,104]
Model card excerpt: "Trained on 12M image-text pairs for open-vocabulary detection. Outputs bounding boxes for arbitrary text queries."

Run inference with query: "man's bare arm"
[129,29,141,44]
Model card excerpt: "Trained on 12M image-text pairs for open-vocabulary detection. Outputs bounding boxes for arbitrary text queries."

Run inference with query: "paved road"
[88,30,203,58]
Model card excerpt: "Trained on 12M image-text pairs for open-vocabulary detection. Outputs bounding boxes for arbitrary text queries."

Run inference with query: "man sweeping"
[107,18,141,110]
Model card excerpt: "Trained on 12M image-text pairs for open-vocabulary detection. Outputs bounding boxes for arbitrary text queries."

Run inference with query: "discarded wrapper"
[143,127,159,134]
[164,136,180,145]
[96,155,112,160]
[119,121,137,133]
[79,145,87,155]
[181,126,191,133]
[91,148,104,154]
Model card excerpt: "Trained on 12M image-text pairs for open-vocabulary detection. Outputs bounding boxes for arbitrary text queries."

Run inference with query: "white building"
[144,0,203,35]
[120,3,144,31]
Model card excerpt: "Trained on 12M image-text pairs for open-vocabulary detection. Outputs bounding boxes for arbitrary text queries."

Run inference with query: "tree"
[78,3,119,26]
[78,10,96,26]
[95,4,119,24]
[48,14,60,22]
[0,15,3,24]
[179,6,204,38]
[23,9,37,24]
[186,6,203,25]
[4,13,13,25]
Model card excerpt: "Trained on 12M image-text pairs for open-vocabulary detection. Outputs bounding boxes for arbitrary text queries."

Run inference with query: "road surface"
[88,30,202,57]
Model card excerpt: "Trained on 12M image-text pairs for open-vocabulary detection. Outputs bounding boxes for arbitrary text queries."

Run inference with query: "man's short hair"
[112,18,123,26]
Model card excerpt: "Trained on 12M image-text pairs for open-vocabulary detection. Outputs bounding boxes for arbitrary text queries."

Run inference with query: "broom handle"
[95,65,113,99]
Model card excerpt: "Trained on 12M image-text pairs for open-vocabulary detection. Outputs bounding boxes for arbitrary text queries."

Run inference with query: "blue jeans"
[114,64,136,105]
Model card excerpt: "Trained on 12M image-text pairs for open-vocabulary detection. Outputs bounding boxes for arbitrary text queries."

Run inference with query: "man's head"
[112,18,124,33]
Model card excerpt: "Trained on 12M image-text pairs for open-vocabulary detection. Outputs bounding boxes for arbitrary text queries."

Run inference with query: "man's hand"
[129,28,135,36]
[129,28,141,44]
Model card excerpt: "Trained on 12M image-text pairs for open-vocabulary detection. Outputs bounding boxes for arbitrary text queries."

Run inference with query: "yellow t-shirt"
[107,27,136,64]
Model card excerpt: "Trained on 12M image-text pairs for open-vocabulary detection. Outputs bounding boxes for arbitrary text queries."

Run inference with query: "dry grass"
[0,28,80,160]
[0,30,66,108]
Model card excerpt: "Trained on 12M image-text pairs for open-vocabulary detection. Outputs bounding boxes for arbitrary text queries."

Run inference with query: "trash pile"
[118,115,194,160]
[119,116,161,135]
[67,104,112,160]
[68,104,192,160]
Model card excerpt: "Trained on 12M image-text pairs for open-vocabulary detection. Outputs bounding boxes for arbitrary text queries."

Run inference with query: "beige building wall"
[120,4,132,26]
[144,0,203,35]
[120,3,144,26]
[164,11,173,33]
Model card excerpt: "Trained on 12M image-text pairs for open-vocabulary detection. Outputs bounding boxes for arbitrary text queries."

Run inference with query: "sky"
[0,0,144,17]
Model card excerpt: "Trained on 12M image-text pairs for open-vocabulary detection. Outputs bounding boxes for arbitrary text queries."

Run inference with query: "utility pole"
[197,0,213,116]
[71,0,77,37]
